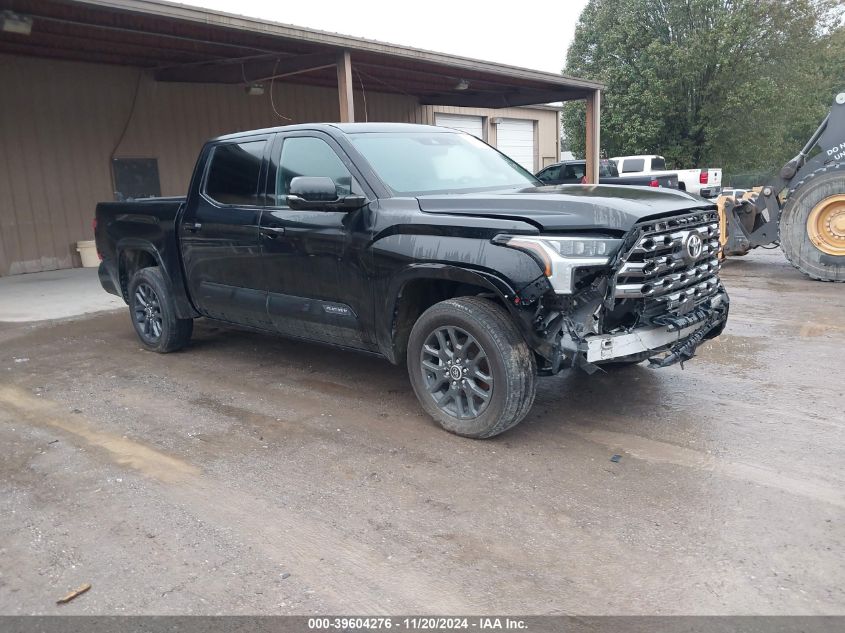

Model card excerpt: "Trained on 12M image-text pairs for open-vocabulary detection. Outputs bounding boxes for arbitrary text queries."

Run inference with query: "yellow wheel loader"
[717,91,845,281]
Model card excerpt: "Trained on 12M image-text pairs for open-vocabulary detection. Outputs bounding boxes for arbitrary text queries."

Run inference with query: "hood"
[416,184,715,233]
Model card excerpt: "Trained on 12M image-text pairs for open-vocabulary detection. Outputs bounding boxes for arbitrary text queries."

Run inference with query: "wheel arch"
[383,264,527,364]
[116,238,199,318]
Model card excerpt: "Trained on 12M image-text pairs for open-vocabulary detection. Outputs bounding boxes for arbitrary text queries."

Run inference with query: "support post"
[336,50,354,123]
[584,89,601,184]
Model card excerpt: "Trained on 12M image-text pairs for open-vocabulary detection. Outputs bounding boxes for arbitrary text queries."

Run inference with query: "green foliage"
[562,0,845,177]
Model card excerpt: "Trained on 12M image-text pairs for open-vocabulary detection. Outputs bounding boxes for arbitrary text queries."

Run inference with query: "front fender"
[368,232,553,362]
[389,263,518,305]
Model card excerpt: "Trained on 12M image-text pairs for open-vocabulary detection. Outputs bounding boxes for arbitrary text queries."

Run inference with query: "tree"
[562,0,845,179]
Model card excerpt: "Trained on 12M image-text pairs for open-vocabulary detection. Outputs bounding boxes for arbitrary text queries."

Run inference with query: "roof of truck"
[211,122,455,142]
[611,155,664,161]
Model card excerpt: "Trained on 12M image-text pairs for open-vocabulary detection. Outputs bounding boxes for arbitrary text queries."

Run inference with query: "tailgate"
[708,169,722,186]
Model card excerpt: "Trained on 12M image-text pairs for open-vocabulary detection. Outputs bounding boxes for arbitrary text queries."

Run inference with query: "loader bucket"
[717,190,759,258]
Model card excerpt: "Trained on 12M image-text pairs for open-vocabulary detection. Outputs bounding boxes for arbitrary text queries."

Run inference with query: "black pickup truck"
[536,159,679,188]
[96,123,728,438]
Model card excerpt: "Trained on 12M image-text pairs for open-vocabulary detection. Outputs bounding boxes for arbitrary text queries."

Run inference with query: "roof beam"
[2,30,213,66]
[72,0,603,90]
[353,59,554,92]
[0,39,157,67]
[154,52,337,83]
[27,13,279,57]
[420,88,594,108]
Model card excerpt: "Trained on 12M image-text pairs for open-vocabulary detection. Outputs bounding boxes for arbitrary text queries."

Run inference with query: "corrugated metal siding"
[0,53,559,276]
[0,56,140,274]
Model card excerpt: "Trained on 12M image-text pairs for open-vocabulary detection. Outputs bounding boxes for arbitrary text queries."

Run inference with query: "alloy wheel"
[420,326,493,419]
[133,282,163,341]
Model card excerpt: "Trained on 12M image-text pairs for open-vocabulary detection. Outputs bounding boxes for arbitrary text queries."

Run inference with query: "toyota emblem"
[685,232,704,261]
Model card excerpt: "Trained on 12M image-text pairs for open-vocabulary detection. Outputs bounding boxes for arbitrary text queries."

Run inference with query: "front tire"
[128,266,193,353]
[406,297,536,439]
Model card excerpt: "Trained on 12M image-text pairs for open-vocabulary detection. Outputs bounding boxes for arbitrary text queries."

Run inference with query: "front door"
[260,132,375,350]
[180,136,272,328]
[536,165,562,185]
[560,163,585,184]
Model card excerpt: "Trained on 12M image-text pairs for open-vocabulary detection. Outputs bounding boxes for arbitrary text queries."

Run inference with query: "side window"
[599,160,618,177]
[622,158,645,173]
[538,166,560,182]
[651,157,666,170]
[563,163,586,180]
[276,136,359,205]
[204,141,265,206]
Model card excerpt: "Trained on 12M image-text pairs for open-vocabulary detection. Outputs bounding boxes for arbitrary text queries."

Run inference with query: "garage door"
[434,113,484,140]
[496,118,535,172]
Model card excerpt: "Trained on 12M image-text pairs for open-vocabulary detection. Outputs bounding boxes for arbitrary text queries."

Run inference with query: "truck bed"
[602,174,679,188]
[95,196,189,310]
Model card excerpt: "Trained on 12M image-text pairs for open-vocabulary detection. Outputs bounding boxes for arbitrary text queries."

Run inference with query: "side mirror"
[289,176,337,201]
[286,176,366,212]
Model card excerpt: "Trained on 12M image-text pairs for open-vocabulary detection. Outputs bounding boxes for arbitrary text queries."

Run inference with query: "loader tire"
[780,163,845,282]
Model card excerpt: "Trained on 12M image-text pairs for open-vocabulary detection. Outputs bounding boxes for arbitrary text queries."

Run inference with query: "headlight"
[493,235,623,294]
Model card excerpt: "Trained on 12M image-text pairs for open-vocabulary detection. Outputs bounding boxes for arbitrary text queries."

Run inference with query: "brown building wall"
[0,54,559,276]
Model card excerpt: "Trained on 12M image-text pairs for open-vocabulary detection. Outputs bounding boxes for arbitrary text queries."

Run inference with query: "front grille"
[613,210,721,315]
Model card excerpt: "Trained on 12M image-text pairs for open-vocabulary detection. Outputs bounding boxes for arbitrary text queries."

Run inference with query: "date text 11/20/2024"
[307,617,528,630]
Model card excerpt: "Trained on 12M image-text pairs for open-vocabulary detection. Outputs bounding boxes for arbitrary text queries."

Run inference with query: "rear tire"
[780,163,845,282]
[406,297,536,439]
[128,266,193,353]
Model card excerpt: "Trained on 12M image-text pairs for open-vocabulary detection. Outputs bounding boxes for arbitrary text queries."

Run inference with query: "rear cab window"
[204,140,266,206]
[621,158,645,173]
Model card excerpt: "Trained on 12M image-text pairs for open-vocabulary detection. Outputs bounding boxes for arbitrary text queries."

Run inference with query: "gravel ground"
[0,248,843,615]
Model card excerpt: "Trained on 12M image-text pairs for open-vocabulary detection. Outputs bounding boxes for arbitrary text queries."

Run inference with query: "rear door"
[260,131,376,350]
[180,136,272,328]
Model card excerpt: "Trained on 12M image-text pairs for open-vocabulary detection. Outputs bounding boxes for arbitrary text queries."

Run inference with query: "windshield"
[349,131,539,195]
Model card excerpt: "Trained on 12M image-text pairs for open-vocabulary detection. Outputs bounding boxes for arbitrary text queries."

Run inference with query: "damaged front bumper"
[562,290,729,369]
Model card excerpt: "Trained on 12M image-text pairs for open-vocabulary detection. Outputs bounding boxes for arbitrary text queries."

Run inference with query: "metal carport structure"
[0,0,602,177]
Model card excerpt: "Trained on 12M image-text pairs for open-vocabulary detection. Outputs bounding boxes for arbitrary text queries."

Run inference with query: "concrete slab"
[0,268,123,322]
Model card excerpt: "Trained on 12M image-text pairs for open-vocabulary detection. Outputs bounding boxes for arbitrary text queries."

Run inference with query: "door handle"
[260,226,286,239]
[183,221,202,233]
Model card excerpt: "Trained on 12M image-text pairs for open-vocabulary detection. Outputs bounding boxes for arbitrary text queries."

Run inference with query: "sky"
[175,0,590,73]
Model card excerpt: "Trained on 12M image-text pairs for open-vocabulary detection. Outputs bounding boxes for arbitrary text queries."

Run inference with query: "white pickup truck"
[611,155,722,198]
